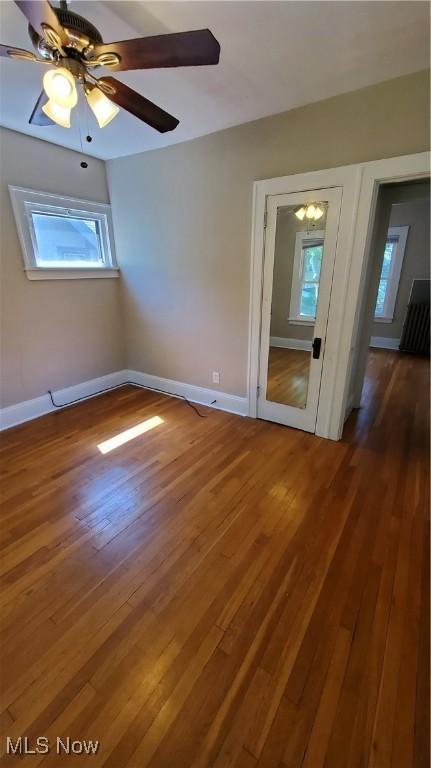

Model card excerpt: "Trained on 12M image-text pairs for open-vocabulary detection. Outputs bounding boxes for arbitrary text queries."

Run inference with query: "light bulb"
[294,206,306,221]
[43,67,77,108]
[305,204,316,220]
[42,99,71,128]
[85,86,119,128]
[313,205,324,220]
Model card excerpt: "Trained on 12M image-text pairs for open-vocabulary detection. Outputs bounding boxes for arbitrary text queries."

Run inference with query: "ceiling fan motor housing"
[29,7,103,59]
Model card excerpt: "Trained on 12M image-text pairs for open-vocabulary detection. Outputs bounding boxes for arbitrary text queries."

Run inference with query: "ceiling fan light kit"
[2,0,221,134]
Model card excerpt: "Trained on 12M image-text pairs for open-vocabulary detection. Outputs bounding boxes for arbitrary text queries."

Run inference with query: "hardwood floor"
[0,349,429,767]
[267,347,310,408]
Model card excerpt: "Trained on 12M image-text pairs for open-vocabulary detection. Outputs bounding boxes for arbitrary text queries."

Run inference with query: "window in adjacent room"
[374,226,409,321]
[289,231,325,324]
[9,186,118,280]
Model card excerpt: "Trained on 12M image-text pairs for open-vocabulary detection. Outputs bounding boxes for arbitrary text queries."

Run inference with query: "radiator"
[399,303,430,355]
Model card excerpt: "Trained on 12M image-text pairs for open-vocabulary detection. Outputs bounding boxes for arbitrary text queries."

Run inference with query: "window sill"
[25,268,120,281]
[288,317,315,327]
[373,317,394,324]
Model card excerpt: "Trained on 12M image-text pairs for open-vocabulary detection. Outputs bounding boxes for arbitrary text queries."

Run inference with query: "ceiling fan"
[0,0,220,132]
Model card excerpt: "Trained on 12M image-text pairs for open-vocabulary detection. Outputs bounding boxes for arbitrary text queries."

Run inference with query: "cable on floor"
[47,381,208,418]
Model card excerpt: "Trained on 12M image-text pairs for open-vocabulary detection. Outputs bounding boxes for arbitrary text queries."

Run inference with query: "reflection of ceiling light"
[43,67,77,108]
[42,99,71,128]
[294,203,325,222]
[85,86,119,128]
[295,206,306,221]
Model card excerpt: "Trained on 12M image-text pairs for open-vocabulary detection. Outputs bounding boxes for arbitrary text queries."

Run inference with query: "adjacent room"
[0,1,429,766]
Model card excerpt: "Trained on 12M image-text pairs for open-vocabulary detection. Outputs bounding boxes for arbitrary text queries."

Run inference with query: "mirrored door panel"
[257,187,342,433]
[267,202,328,408]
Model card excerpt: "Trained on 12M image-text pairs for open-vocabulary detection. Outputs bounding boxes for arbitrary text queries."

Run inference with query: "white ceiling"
[0,0,429,160]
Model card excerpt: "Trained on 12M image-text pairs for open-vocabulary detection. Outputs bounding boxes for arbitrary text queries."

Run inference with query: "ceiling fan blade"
[29,91,54,126]
[0,43,38,62]
[91,29,220,72]
[98,77,179,133]
[14,0,67,44]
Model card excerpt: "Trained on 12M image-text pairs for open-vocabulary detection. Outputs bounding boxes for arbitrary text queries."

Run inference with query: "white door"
[257,187,342,432]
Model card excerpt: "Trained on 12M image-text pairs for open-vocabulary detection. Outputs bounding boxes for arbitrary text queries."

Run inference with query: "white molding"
[0,370,128,431]
[24,268,120,280]
[127,370,248,417]
[1,369,248,431]
[270,336,312,351]
[370,336,400,350]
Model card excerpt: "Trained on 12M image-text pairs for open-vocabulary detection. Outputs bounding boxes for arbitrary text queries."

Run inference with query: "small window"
[9,186,118,280]
[374,226,409,322]
[289,231,325,324]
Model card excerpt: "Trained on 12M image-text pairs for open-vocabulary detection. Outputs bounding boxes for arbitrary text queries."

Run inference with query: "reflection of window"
[374,226,409,321]
[9,186,118,280]
[289,231,325,323]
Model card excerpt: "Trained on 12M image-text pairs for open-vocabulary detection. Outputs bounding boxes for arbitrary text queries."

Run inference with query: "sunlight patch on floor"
[97,416,164,454]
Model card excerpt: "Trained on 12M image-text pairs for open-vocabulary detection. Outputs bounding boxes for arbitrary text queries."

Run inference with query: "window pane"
[375,277,388,316]
[31,213,103,267]
[381,239,396,279]
[303,244,323,281]
[300,282,319,317]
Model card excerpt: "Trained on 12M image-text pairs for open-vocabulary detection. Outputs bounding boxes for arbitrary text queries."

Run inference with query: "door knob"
[312,337,322,359]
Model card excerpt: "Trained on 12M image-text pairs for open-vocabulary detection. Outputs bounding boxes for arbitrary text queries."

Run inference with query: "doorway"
[257,187,342,432]
[345,178,430,427]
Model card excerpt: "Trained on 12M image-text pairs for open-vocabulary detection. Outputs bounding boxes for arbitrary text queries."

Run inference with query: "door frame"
[339,152,430,426]
[247,151,430,440]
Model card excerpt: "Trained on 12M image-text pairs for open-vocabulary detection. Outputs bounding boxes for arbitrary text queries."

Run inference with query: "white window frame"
[288,230,325,325]
[374,225,409,322]
[9,186,119,280]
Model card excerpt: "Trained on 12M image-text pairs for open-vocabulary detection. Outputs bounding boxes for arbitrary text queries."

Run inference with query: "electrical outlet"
[212,371,220,385]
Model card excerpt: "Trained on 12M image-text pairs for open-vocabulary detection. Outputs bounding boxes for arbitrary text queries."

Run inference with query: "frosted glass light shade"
[42,99,71,128]
[86,87,119,128]
[43,67,77,108]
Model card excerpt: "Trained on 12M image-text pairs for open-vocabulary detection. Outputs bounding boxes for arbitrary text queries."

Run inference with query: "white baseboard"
[370,336,400,350]
[0,369,248,431]
[127,370,248,417]
[0,370,128,431]
[270,336,312,351]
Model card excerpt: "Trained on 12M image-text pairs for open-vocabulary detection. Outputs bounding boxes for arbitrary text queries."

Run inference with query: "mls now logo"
[6,736,99,755]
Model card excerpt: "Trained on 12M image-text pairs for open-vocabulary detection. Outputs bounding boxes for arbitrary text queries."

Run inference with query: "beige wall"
[0,128,124,408]
[370,193,430,339]
[108,70,430,397]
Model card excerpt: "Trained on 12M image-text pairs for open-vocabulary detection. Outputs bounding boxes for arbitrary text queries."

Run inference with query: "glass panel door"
[258,188,342,432]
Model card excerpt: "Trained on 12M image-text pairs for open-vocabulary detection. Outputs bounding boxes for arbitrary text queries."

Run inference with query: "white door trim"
[247,151,430,440]
[336,151,430,429]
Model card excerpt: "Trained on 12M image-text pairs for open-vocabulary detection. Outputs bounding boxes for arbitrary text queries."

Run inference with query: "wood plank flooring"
[0,349,429,767]
[267,347,310,408]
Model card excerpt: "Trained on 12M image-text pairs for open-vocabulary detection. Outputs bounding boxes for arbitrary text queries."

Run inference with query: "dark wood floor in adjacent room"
[0,349,429,767]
